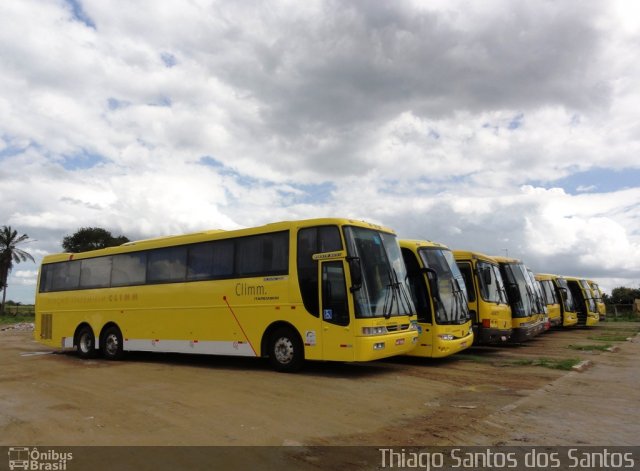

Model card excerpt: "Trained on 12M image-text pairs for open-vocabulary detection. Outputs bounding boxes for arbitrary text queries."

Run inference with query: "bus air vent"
[41,313,53,340]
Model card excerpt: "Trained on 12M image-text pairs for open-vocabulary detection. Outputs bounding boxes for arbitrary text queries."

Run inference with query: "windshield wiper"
[437,278,466,325]
[451,278,468,324]
[524,284,539,315]
[396,269,414,316]
[498,282,508,304]
[382,269,413,319]
[382,270,396,319]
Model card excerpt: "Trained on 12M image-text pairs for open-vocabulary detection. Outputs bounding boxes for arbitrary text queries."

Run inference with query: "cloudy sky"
[1,0,639,304]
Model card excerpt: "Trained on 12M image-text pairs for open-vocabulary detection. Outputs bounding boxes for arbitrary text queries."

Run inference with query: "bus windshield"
[579,280,598,312]
[344,226,415,318]
[501,263,534,318]
[556,278,575,311]
[419,248,469,325]
[528,270,547,315]
[477,261,508,304]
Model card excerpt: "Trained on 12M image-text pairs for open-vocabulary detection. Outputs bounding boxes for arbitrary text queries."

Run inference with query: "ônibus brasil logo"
[7,447,73,471]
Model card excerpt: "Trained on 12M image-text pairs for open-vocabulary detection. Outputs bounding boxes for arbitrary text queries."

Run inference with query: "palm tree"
[0,226,35,314]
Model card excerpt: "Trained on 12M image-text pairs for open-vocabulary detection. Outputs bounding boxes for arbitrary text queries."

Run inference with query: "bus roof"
[491,256,523,264]
[399,239,450,251]
[452,249,499,264]
[563,275,588,282]
[41,217,396,264]
[535,273,558,281]
[535,273,569,281]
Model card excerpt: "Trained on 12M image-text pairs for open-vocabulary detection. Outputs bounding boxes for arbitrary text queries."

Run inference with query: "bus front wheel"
[101,326,124,361]
[76,326,97,359]
[269,328,304,372]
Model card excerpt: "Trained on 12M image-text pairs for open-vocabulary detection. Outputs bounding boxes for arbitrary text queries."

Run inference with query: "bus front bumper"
[473,325,512,345]
[586,314,600,326]
[563,313,579,327]
[355,332,419,361]
[430,331,474,358]
[510,320,546,342]
[549,316,563,328]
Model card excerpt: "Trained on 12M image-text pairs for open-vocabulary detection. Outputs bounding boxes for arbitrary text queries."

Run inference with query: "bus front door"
[319,260,355,361]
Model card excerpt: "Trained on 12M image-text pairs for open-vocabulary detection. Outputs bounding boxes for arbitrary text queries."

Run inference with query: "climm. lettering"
[235,283,266,296]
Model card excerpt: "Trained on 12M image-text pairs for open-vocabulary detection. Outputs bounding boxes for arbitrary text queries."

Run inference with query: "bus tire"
[76,325,97,359]
[101,325,124,361]
[268,327,304,372]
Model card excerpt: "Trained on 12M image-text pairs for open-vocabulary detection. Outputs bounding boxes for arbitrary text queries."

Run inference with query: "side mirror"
[347,257,362,292]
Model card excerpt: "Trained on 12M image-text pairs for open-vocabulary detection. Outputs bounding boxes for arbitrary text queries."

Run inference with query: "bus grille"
[40,314,52,340]
[386,324,410,332]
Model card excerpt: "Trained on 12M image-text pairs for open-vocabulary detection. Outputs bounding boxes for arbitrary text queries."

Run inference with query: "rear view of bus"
[400,240,473,358]
[454,251,512,344]
[565,276,600,327]
[493,257,546,342]
[536,274,578,327]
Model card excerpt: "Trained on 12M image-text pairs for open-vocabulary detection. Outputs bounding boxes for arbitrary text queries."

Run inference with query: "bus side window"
[235,232,289,277]
[321,261,349,326]
[148,246,188,283]
[80,256,112,289]
[39,264,53,292]
[187,240,234,280]
[112,253,147,286]
[52,260,81,291]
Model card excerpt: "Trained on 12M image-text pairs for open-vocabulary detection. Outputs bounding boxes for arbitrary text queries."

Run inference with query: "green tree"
[609,286,640,305]
[62,227,129,253]
[0,226,35,314]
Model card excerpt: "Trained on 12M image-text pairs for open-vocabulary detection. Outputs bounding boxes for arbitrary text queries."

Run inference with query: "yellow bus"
[492,256,546,342]
[528,268,551,331]
[399,240,473,358]
[565,276,600,327]
[535,274,578,327]
[534,273,563,328]
[35,218,419,372]
[587,280,606,321]
[454,251,512,344]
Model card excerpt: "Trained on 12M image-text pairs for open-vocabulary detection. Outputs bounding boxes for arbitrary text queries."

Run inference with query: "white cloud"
[12,270,38,286]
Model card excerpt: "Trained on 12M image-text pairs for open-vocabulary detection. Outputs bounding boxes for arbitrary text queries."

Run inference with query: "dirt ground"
[1,322,638,452]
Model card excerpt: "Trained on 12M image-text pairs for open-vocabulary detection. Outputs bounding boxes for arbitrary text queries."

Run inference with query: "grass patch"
[599,323,640,331]
[588,333,633,342]
[0,313,35,325]
[461,354,582,371]
[605,315,640,323]
[510,358,581,371]
[0,304,35,325]
[458,354,494,364]
[568,343,612,352]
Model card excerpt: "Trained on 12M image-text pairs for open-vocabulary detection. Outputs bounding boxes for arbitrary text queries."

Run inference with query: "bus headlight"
[362,326,388,335]
[438,334,454,341]
[373,342,385,350]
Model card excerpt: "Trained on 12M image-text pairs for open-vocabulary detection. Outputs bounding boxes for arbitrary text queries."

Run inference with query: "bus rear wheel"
[76,326,97,359]
[101,326,124,360]
[269,327,304,372]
